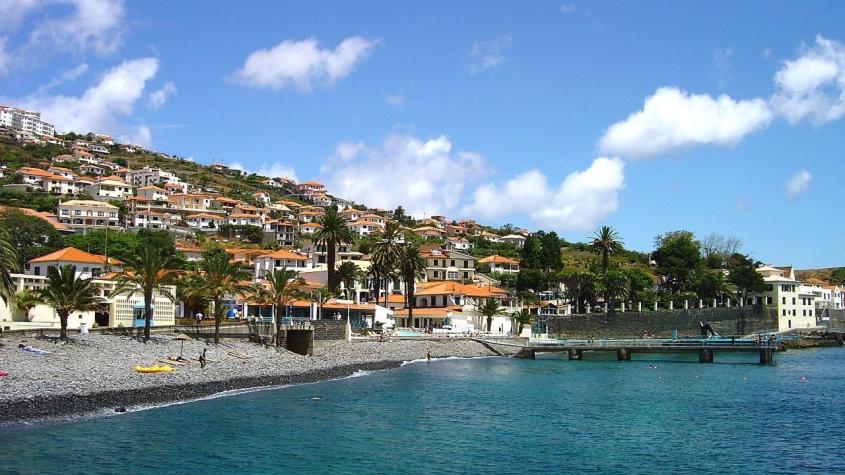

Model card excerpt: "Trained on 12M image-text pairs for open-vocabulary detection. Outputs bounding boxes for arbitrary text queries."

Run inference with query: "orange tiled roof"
[28,247,123,265]
[479,255,519,265]
[259,249,308,260]
[414,281,506,298]
[393,305,463,316]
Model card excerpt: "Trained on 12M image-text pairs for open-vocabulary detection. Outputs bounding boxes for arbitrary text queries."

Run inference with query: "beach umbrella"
[173,333,192,359]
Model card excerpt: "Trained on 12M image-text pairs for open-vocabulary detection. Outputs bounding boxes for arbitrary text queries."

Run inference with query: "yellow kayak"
[134,364,175,373]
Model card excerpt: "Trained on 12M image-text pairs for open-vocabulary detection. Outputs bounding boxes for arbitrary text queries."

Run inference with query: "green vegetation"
[0,227,18,305]
[251,268,306,345]
[199,248,251,343]
[0,209,64,267]
[312,206,354,292]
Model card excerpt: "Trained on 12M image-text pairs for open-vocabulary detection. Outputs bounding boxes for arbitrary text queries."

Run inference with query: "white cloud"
[149,81,176,109]
[322,134,487,216]
[385,93,404,106]
[469,34,512,75]
[463,157,625,231]
[256,162,298,182]
[785,170,811,199]
[33,63,88,93]
[29,0,125,55]
[771,36,845,124]
[122,125,152,148]
[7,57,159,134]
[763,48,772,59]
[233,36,379,92]
[560,3,577,13]
[597,87,773,158]
[0,0,41,32]
[0,37,11,74]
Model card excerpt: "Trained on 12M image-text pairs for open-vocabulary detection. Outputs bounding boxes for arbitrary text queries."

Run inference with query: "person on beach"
[199,348,207,368]
[427,351,431,363]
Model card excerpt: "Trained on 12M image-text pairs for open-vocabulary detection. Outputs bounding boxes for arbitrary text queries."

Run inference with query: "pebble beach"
[0,333,513,423]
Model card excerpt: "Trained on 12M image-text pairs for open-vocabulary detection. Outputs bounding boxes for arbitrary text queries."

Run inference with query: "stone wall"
[312,320,348,341]
[544,306,777,339]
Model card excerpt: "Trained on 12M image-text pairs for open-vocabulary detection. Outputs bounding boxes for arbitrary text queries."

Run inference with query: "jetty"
[513,337,782,364]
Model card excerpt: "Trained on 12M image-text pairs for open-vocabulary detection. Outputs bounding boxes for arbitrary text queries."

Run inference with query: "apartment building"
[57,200,120,230]
[0,106,55,136]
[129,167,182,188]
[24,247,123,279]
[421,247,476,282]
[264,219,296,246]
[479,255,520,274]
[89,176,133,201]
[750,266,818,331]
[253,249,311,279]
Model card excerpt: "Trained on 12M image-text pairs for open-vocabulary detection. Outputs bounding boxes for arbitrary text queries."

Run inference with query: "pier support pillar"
[616,349,631,361]
[698,348,714,363]
[568,349,582,360]
[759,349,773,364]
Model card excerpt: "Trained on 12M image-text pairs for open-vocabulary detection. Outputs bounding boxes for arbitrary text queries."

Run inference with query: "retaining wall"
[544,306,777,339]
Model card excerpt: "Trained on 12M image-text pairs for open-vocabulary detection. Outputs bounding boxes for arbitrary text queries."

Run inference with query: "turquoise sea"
[2,347,844,474]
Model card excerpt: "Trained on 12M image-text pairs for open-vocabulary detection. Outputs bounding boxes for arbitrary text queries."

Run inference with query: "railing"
[529,337,781,349]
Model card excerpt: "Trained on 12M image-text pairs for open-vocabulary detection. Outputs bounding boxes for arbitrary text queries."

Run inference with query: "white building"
[253,249,311,279]
[89,176,133,201]
[57,200,120,230]
[129,167,182,188]
[501,234,527,248]
[750,266,818,332]
[0,106,55,136]
[24,247,123,279]
[479,255,520,274]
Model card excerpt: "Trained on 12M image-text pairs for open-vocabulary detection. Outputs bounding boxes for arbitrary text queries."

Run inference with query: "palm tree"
[398,243,427,327]
[371,222,402,308]
[114,239,179,342]
[173,272,209,322]
[200,248,251,343]
[477,298,506,333]
[14,289,40,320]
[336,261,362,300]
[590,226,624,274]
[253,268,305,345]
[511,309,533,336]
[600,270,630,312]
[311,206,353,292]
[561,270,597,314]
[0,228,18,306]
[33,265,102,341]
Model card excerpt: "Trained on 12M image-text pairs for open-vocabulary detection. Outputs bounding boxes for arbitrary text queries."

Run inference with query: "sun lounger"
[19,345,50,356]
[227,351,252,359]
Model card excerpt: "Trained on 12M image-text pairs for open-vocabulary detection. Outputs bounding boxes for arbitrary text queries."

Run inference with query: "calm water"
[2,348,844,474]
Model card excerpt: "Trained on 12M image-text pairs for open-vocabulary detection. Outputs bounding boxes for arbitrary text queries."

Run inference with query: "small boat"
[134,364,175,373]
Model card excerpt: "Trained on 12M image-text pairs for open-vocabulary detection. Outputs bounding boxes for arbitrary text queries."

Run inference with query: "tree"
[392,206,413,226]
[520,234,543,269]
[253,268,305,345]
[590,226,624,274]
[539,231,563,272]
[829,268,845,285]
[695,269,733,301]
[14,289,40,320]
[0,209,63,267]
[0,227,18,306]
[311,206,353,292]
[200,248,251,343]
[516,268,547,293]
[63,228,136,263]
[371,222,402,308]
[114,239,179,342]
[136,229,177,256]
[33,264,102,341]
[727,253,766,302]
[313,287,335,320]
[398,243,427,325]
[653,230,703,295]
[173,272,209,320]
[599,270,630,312]
[336,261,362,300]
[701,233,742,269]
[625,267,656,309]
[477,298,506,332]
[511,309,533,336]
[561,270,597,313]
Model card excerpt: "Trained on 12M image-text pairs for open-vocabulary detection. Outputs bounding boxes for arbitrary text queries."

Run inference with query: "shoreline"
[0,335,513,425]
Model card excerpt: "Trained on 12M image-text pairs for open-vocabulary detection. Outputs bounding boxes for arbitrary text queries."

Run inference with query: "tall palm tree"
[336,261,362,300]
[0,228,18,306]
[371,222,402,308]
[173,272,210,321]
[590,226,624,274]
[114,239,179,342]
[34,265,102,341]
[14,289,40,320]
[253,268,305,345]
[200,248,251,343]
[311,206,353,292]
[562,270,597,314]
[590,226,624,309]
[511,309,533,336]
[398,243,427,326]
[477,298,506,333]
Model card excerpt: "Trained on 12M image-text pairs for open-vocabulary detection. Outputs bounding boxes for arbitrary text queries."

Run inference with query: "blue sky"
[1,1,844,267]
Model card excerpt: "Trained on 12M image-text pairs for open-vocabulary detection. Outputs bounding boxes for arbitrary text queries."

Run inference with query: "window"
[433,259,438,266]
[792,298,796,305]
[782,297,786,304]
[34,267,40,276]
[463,272,468,279]
[766,297,772,305]
[450,260,455,267]
[788,319,792,329]
[782,309,786,316]
[463,261,468,268]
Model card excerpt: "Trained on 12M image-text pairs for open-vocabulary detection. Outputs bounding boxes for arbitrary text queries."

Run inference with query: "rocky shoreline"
[0,334,512,424]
